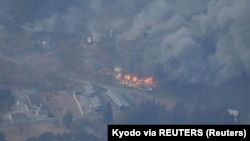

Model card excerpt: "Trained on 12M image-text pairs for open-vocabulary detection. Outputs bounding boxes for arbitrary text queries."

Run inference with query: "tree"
[0,132,6,141]
[123,100,167,124]
[62,110,73,128]
[47,111,55,118]
[189,106,203,124]
[102,102,113,124]
[157,103,171,124]
[0,88,15,113]
[217,107,235,124]
[171,101,188,124]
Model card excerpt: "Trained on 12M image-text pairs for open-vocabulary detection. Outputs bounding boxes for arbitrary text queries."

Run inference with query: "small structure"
[92,32,103,42]
[114,66,122,72]
[38,39,50,48]
[83,83,95,97]
[86,37,92,44]
[89,96,105,112]
[25,95,49,120]
[228,109,239,123]
[34,106,50,120]
[92,83,107,94]
[25,95,43,111]
[9,113,27,122]
[74,89,85,95]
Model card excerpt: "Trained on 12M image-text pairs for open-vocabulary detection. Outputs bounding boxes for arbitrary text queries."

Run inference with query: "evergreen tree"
[103,102,113,124]
[62,110,73,128]
[0,132,6,141]
[0,88,15,113]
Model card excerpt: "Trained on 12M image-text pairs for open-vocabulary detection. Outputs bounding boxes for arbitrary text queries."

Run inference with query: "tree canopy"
[0,132,6,141]
[62,110,73,129]
[0,88,15,113]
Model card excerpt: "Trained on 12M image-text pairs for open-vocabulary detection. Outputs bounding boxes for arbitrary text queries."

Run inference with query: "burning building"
[115,72,156,91]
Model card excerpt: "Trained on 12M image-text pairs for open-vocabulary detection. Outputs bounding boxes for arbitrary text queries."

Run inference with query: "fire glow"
[115,72,156,90]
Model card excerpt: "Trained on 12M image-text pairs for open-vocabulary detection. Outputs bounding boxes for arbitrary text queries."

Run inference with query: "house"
[114,66,122,72]
[83,83,95,97]
[34,106,50,120]
[27,95,43,109]
[89,96,105,112]
[86,36,92,44]
[9,113,27,122]
[25,94,49,120]
[74,89,85,96]
[228,109,239,123]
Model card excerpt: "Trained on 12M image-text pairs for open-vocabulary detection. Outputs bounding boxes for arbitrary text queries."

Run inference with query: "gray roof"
[29,95,43,106]
[11,113,27,121]
[83,83,95,96]
[106,89,129,109]
[39,106,49,115]
[89,96,103,109]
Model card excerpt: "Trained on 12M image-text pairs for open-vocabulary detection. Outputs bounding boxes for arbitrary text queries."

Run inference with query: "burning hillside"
[115,72,156,91]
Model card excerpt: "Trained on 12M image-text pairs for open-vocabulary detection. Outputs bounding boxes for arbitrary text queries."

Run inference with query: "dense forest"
[0,88,15,114]
[0,131,6,141]
[122,100,235,125]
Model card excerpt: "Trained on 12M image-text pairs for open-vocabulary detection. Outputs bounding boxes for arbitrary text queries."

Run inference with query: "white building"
[86,37,92,44]
[228,109,239,123]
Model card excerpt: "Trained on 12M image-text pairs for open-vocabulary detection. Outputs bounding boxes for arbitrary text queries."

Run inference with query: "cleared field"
[42,90,82,120]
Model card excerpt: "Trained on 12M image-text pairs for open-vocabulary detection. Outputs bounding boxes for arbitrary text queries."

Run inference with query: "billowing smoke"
[122,0,250,87]
[4,0,249,87]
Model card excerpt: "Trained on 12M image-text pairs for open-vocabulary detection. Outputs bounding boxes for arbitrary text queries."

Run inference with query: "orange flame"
[143,77,153,85]
[124,74,131,80]
[117,72,122,78]
[132,76,138,82]
[115,72,155,90]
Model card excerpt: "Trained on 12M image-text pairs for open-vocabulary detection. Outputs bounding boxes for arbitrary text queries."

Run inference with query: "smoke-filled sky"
[1,0,250,87]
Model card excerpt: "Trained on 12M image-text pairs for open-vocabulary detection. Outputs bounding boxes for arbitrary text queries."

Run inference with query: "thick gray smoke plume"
[121,0,250,86]
[3,0,249,86]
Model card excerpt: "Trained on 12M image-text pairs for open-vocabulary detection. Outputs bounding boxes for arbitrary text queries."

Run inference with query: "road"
[0,49,213,129]
[0,50,210,110]
[0,118,60,128]
[58,73,210,110]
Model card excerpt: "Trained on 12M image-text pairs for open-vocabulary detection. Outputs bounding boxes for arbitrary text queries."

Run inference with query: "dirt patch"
[43,92,63,118]
[42,90,82,119]
[57,90,83,119]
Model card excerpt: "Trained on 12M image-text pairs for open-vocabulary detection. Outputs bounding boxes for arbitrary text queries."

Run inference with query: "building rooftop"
[24,99,32,112]
[28,95,43,107]
[228,109,239,117]
[10,113,27,122]
[106,89,129,109]
[83,83,95,96]
[89,96,102,109]
[74,89,84,96]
